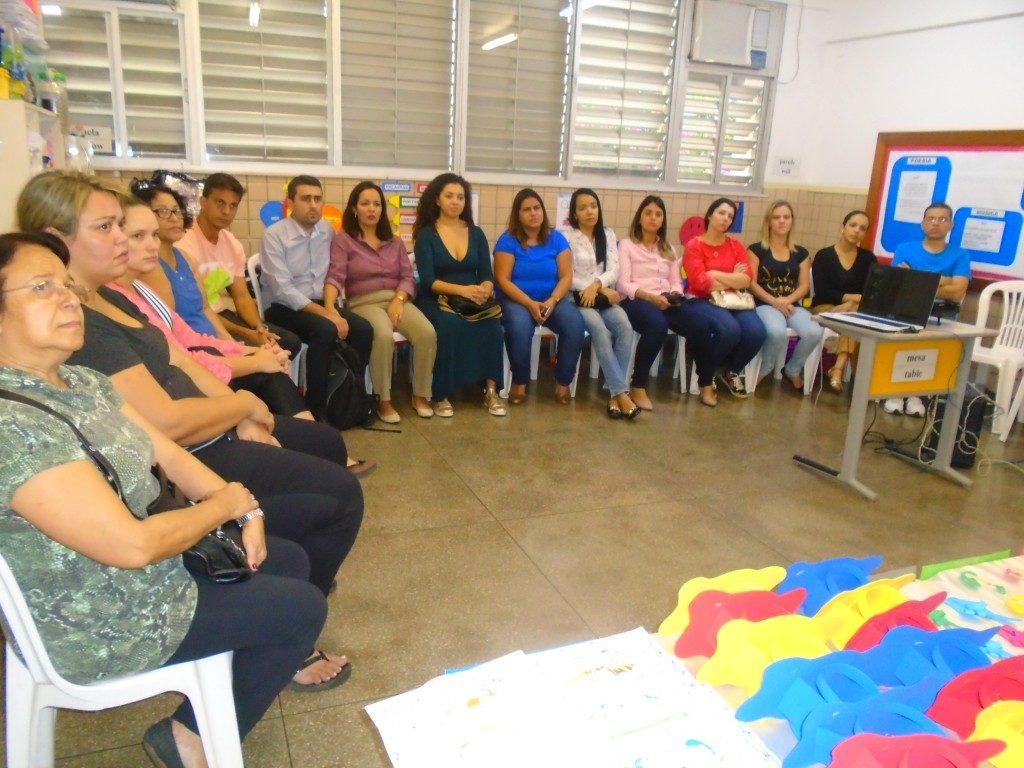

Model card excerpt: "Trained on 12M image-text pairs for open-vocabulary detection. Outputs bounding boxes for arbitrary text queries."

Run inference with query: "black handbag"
[439,293,502,321]
[0,389,252,583]
[572,290,611,310]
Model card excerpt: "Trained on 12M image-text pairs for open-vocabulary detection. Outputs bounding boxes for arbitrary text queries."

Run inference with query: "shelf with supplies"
[0,100,67,233]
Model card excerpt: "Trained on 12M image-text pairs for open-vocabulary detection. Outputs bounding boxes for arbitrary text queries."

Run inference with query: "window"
[197,0,330,163]
[466,0,571,174]
[339,0,455,168]
[570,0,680,179]
[677,71,767,187]
[44,4,187,158]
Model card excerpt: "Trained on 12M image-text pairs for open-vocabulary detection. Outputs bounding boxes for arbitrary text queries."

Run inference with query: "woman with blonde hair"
[746,200,822,389]
[616,195,690,412]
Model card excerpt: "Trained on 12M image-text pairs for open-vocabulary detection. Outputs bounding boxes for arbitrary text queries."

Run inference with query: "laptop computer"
[818,264,941,333]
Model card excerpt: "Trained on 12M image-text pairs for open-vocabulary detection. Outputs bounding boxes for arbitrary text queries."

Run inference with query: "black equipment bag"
[323,341,376,430]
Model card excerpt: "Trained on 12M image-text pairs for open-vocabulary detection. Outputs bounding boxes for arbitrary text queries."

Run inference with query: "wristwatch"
[235,508,265,528]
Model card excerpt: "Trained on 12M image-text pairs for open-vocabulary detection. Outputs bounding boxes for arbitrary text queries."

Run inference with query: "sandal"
[827,367,844,393]
[287,650,353,693]
[347,458,376,478]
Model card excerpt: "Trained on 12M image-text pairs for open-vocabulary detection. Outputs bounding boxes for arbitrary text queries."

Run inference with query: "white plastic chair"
[972,280,1024,436]
[501,327,582,399]
[0,554,243,768]
[246,253,308,389]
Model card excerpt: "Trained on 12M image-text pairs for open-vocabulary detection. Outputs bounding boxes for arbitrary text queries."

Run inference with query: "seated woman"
[328,181,437,424]
[679,198,767,407]
[566,188,638,419]
[747,200,823,390]
[109,197,316,420]
[412,173,506,417]
[616,195,689,412]
[811,210,877,392]
[0,231,327,768]
[493,188,585,405]
[18,170,364,691]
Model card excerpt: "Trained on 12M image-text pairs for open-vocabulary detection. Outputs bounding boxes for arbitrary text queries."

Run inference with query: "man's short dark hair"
[287,175,323,200]
[202,173,245,199]
[924,202,953,219]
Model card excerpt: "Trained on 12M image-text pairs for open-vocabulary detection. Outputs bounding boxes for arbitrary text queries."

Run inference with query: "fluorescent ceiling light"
[41,4,62,15]
[482,32,518,51]
[248,1,261,28]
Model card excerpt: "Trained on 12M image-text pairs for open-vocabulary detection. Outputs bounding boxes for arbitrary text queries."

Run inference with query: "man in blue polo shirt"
[884,202,971,416]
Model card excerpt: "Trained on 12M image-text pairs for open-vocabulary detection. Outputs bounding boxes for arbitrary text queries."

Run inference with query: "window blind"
[43,8,117,153]
[677,71,766,186]
[571,0,679,179]
[197,0,330,163]
[466,0,570,175]
[339,0,455,169]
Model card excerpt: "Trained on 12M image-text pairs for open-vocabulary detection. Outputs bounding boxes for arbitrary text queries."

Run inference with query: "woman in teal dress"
[413,173,506,417]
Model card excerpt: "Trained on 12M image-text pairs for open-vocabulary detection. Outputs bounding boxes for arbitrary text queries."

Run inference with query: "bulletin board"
[865,130,1024,280]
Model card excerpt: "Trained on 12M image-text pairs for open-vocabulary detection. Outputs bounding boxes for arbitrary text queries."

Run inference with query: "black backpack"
[323,342,376,430]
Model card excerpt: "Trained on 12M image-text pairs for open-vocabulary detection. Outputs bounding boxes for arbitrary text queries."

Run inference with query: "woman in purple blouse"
[328,182,437,424]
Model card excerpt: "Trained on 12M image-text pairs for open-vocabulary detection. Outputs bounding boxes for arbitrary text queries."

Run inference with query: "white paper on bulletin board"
[873,147,1024,280]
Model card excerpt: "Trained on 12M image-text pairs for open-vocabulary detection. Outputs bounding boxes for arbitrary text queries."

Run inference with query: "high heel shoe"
[826,367,844,393]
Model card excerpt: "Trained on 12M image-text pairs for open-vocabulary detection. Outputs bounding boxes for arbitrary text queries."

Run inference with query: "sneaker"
[484,389,507,416]
[717,371,749,398]
[904,396,926,417]
[432,399,454,418]
[883,398,904,415]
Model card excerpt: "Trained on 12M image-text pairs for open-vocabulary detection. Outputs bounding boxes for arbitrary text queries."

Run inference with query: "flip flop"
[287,650,353,693]
[347,458,376,478]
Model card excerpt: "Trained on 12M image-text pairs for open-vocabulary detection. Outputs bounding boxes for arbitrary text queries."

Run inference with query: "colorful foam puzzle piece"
[696,613,836,695]
[829,733,1005,768]
[968,699,1024,768]
[782,676,947,768]
[657,565,786,636]
[775,555,884,616]
[844,592,946,651]
[946,596,1018,624]
[851,626,996,688]
[673,588,806,659]
[928,655,1024,738]
[814,573,916,647]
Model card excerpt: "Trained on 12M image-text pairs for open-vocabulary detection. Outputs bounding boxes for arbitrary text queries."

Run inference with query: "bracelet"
[235,508,265,528]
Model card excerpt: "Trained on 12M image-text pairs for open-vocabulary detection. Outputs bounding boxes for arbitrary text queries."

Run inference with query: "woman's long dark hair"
[568,188,607,270]
[342,181,395,242]
[413,173,473,240]
[507,188,552,246]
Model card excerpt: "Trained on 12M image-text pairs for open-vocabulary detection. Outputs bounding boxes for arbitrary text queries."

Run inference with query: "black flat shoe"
[142,718,185,768]
[607,405,623,419]
[625,406,641,420]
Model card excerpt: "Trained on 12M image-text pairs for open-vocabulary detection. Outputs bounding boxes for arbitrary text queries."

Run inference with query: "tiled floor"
[6,350,1024,767]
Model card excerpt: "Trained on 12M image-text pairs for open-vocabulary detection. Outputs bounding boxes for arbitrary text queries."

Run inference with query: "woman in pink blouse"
[328,181,437,424]
[616,195,690,412]
[679,197,766,407]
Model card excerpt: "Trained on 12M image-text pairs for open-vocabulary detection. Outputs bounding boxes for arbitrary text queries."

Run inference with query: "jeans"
[755,304,824,377]
[674,299,767,387]
[578,304,633,396]
[499,297,585,386]
[619,298,693,388]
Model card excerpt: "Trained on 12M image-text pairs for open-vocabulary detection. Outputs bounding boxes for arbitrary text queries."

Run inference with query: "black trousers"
[264,303,373,417]
[220,307,303,360]
[163,537,325,737]
[191,416,363,596]
[230,370,309,416]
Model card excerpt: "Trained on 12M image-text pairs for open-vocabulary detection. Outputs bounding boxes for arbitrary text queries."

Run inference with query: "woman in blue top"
[493,189,585,405]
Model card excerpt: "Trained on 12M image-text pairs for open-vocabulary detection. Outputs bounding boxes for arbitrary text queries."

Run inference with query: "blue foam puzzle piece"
[776,555,884,615]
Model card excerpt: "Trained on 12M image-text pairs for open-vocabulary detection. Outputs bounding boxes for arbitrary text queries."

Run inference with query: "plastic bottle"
[53,71,70,135]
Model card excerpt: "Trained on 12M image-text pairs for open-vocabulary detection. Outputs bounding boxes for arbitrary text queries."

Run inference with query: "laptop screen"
[859,264,941,326]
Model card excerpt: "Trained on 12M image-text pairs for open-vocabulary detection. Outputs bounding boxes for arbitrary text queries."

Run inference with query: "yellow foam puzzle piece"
[658,566,786,636]
[968,699,1024,768]
[814,573,915,647]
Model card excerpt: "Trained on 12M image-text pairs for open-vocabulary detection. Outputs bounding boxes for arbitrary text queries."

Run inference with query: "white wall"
[764,0,1024,190]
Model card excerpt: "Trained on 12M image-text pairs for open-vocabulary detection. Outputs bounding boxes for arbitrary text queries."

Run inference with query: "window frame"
[56,0,778,193]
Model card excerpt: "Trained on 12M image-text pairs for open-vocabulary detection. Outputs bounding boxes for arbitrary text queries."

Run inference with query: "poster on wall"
[869,135,1024,280]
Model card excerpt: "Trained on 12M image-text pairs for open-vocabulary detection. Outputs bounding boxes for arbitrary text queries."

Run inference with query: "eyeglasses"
[1,279,90,301]
[924,215,951,224]
[152,206,184,220]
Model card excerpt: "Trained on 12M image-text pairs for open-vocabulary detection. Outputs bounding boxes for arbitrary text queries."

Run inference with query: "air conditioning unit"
[690,0,786,75]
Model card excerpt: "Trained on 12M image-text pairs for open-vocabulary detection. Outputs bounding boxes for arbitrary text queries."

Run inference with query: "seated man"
[884,202,971,417]
[261,175,373,420]
[177,172,302,358]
